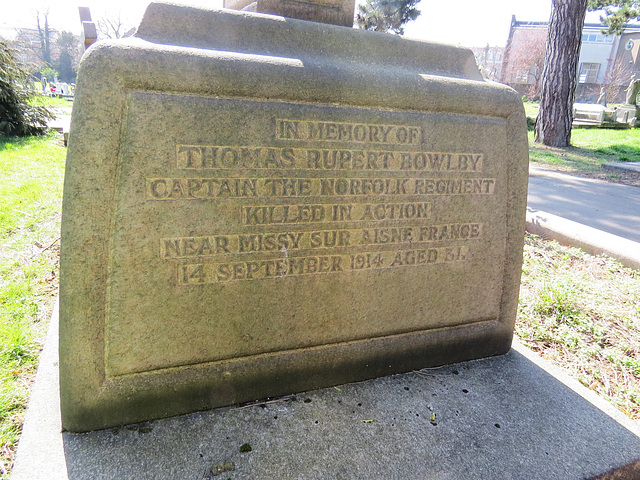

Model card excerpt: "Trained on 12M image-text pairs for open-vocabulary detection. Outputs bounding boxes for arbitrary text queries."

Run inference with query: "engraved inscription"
[161,223,482,259]
[147,177,495,199]
[276,119,423,145]
[178,246,469,285]
[149,117,497,286]
[243,202,431,225]
[176,145,484,173]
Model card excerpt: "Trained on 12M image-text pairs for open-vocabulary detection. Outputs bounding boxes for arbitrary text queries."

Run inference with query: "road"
[527,167,640,244]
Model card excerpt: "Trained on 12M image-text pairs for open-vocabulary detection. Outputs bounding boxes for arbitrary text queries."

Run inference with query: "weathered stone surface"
[224,0,355,27]
[60,2,529,432]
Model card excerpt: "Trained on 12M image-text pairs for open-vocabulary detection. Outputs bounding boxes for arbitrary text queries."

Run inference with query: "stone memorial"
[60,1,529,432]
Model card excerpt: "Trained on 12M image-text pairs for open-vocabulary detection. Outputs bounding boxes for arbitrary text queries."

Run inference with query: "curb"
[601,162,640,174]
[526,208,640,270]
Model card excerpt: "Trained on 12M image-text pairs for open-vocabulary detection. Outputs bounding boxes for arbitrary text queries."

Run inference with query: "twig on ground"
[28,237,60,260]
[236,394,296,409]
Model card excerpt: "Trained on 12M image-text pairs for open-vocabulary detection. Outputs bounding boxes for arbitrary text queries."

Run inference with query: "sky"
[0,0,608,48]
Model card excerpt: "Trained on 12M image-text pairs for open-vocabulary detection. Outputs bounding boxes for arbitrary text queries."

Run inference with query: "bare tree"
[96,11,135,39]
[35,10,52,65]
[472,45,504,82]
[603,60,632,103]
[503,28,547,99]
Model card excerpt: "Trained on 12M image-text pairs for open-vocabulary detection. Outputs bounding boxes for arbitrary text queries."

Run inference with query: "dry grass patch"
[517,234,640,418]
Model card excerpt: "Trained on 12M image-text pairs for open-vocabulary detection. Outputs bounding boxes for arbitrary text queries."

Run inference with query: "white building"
[501,16,640,102]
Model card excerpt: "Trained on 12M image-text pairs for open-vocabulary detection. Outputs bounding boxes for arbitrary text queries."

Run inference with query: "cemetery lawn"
[517,234,640,419]
[528,128,640,171]
[0,133,64,476]
[28,94,73,110]
[523,100,540,119]
[29,83,74,110]
[524,106,640,186]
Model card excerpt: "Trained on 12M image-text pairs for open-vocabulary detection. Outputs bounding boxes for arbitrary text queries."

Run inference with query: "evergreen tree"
[356,0,420,34]
[0,40,54,137]
[56,52,74,83]
[591,0,640,33]
[55,31,80,83]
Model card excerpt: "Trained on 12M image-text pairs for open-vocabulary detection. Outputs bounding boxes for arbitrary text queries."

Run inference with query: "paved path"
[47,108,72,134]
[528,167,640,244]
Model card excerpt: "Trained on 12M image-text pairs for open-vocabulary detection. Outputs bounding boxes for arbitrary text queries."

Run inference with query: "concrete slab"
[47,113,71,134]
[602,161,640,174]
[13,304,640,479]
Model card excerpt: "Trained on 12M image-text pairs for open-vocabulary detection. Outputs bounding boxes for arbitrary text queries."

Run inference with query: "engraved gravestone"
[60,2,529,432]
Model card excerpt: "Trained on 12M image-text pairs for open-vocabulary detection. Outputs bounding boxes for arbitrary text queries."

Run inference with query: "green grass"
[523,100,539,118]
[28,85,73,110]
[524,100,640,172]
[28,96,73,110]
[0,135,66,233]
[527,128,640,172]
[572,129,640,161]
[0,133,65,476]
[518,235,640,418]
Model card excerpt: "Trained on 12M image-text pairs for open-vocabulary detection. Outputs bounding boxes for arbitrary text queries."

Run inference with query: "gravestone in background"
[60,1,529,432]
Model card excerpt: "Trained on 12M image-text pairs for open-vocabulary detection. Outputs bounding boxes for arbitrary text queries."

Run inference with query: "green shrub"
[0,41,55,137]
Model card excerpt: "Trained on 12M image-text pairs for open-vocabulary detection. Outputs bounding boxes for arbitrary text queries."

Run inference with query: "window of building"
[578,62,600,83]
[582,33,614,43]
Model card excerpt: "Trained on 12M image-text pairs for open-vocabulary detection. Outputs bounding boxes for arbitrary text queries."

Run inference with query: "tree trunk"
[534,0,588,147]
[36,12,52,65]
[44,16,51,65]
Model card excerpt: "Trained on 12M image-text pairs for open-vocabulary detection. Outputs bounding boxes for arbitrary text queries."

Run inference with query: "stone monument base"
[613,104,640,125]
[13,304,640,479]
